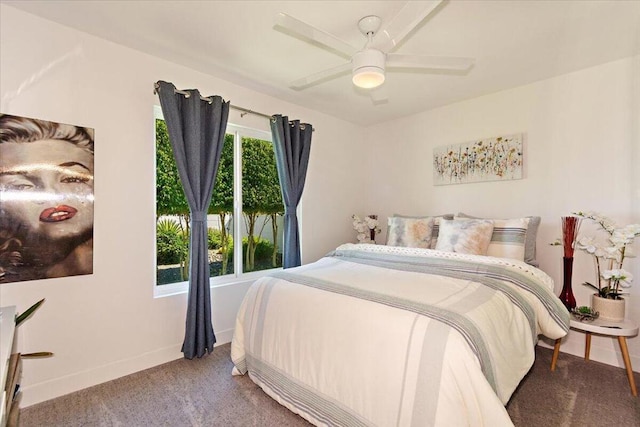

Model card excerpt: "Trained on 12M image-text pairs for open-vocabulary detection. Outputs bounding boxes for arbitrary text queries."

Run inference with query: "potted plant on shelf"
[574,211,640,321]
[16,298,54,358]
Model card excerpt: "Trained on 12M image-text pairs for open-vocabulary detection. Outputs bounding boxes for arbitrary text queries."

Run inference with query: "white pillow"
[430,216,450,249]
[435,219,494,255]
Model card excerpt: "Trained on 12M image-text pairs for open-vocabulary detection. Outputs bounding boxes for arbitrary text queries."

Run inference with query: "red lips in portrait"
[39,205,78,222]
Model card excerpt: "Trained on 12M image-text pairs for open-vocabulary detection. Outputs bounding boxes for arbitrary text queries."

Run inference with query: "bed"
[230,242,569,426]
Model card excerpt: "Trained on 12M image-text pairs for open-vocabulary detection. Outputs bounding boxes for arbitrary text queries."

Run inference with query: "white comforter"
[231,244,569,426]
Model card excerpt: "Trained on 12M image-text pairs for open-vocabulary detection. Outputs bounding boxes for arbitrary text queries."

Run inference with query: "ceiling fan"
[274,0,475,94]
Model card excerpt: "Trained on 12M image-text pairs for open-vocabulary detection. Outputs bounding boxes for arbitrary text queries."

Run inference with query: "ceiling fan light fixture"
[352,67,385,89]
[351,48,386,89]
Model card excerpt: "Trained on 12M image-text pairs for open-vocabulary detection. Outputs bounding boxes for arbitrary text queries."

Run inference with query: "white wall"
[2,3,639,409]
[365,55,640,371]
[0,5,366,406]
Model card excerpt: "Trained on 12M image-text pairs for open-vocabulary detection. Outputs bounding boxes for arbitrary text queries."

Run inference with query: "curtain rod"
[153,83,309,127]
[153,83,313,130]
[230,104,273,120]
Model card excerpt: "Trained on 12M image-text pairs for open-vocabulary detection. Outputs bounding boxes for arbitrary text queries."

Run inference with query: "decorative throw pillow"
[386,214,454,249]
[386,216,434,248]
[435,219,494,255]
[457,213,540,265]
[430,215,455,249]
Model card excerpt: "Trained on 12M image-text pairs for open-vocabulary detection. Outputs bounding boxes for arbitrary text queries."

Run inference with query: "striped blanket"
[231,244,569,426]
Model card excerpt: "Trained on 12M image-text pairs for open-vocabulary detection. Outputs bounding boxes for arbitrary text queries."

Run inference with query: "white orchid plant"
[574,211,640,300]
[352,214,381,244]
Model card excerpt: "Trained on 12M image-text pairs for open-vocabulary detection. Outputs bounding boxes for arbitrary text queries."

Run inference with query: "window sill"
[153,267,282,299]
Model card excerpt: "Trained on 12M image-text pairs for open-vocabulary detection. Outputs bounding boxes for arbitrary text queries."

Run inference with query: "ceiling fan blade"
[275,12,358,59]
[375,0,444,52]
[290,63,352,90]
[387,54,475,71]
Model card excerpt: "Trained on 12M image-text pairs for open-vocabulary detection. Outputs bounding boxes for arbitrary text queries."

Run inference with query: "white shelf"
[569,317,639,337]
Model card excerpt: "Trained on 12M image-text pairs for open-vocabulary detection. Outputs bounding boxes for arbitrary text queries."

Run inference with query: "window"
[154,107,284,293]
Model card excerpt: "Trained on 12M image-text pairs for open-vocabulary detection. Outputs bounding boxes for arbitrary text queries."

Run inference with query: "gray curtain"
[156,80,229,359]
[270,115,312,268]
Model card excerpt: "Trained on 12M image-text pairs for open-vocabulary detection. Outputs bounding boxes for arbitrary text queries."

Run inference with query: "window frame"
[153,107,285,298]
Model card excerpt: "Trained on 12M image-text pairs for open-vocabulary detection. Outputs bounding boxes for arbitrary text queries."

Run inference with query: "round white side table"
[550,317,639,396]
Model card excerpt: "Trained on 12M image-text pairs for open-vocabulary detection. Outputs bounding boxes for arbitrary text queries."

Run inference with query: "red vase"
[559,256,576,310]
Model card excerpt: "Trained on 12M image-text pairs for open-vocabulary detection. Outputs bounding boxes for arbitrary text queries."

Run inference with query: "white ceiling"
[3,0,639,126]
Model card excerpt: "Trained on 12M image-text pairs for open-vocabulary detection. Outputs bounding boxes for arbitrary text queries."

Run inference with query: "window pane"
[241,137,284,273]
[155,125,236,285]
[155,117,285,286]
[208,134,235,277]
[156,118,189,285]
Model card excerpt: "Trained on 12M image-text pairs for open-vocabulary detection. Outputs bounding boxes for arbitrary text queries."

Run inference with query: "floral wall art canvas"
[0,113,94,283]
[433,133,524,185]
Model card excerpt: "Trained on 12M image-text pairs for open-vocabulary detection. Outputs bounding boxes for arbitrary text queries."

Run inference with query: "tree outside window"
[155,118,284,286]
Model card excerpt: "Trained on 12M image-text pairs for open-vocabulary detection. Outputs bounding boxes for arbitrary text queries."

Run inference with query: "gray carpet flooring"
[19,344,640,426]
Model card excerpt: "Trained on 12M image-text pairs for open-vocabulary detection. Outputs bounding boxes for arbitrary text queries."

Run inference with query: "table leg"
[551,338,561,371]
[584,332,592,361]
[617,336,637,397]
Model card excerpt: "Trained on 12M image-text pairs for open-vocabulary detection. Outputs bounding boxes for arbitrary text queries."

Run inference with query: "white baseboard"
[20,327,234,408]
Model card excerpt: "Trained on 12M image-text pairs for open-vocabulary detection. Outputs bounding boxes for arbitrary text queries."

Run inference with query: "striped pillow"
[456,214,530,261]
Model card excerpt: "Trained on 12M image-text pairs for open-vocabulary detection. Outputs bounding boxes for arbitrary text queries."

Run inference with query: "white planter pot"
[591,294,626,322]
